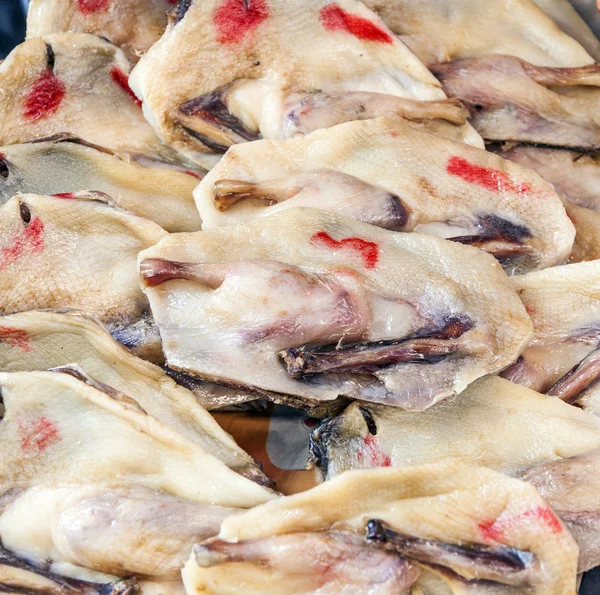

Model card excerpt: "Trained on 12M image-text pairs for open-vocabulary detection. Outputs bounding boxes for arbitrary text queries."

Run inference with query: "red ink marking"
[0,217,45,270]
[23,70,65,121]
[311,231,379,268]
[446,156,531,195]
[357,434,392,467]
[18,416,60,453]
[214,0,269,44]
[478,507,562,543]
[0,327,31,352]
[52,192,76,199]
[183,170,201,179]
[110,67,141,107]
[78,0,110,15]
[166,0,178,4]
[320,4,393,43]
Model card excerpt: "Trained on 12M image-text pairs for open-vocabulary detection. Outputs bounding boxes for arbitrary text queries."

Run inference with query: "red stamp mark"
[52,192,77,199]
[18,416,60,453]
[78,0,110,15]
[214,0,269,44]
[110,67,142,107]
[23,71,65,121]
[478,506,562,542]
[357,434,392,467]
[320,4,393,44]
[446,156,532,195]
[0,327,31,351]
[311,231,379,268]
[0,217,45,270]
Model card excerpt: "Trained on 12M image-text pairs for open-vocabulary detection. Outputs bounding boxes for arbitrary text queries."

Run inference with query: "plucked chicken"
[0,34,177,162]
[0,192,166,359]
[183,461,578,594]
[27,0,176,63]
[0,368,275,592]
[139,208,532,411]
[195,118,574,274]
[0,134,201,232]
[129,0,482,168]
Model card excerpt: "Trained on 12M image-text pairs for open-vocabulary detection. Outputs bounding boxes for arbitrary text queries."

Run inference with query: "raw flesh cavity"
[0,310,269,483]
[195,118,574,274]
[502,260,600,412]
[362,0,595,66]
[27,0,176,63]
[0,34,177,162]
[182,461,578,595]
[129,0,482,167]
[309,376,600,480]
[139,208,532,410]
[0,192,165,357]
[0,135,202,233]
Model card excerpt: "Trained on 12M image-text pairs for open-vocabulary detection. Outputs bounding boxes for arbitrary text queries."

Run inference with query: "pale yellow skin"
[0,193,165,325]
[140,208,531,410]
[183,462,579,595]
[0,370,275,585]
[195,118,574,272]
[0,310,265,480]
[0,34,173,161]
[129,0,481,167]
[0,139,201,232]
[27,0,175,63]
[363,0,595,66]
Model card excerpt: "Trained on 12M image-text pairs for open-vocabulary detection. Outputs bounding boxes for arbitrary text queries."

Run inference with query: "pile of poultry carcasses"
[4,0,600,593]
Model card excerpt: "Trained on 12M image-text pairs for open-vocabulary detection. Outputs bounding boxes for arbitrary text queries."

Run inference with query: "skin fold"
[183,462,578,594]
[139,208,531,411]
[0,369,275,590]
[129,0,482,168]
[195,118,574,274]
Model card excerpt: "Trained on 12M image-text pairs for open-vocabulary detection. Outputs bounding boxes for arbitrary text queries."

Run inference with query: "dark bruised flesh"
[365,520,536,587]
[279,316,472,379]
[0,543,136,595]
[546,347,600,404]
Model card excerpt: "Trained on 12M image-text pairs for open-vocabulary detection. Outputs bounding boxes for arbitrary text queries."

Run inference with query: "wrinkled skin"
[522,449,600,572]
[27,0,176,63]
[0,33,178,162]
[432,55,600,149]
[363,0,596,66]
[196,118,574,274]
[0,136,202,233]
[139,208,531,411]
[0,192,166,360]
[0,369,275,590]
[129,0,482,167]
[183,462,578,595]
[0,310,270,483]
[502,260,600,411]
[309,376,600,481]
